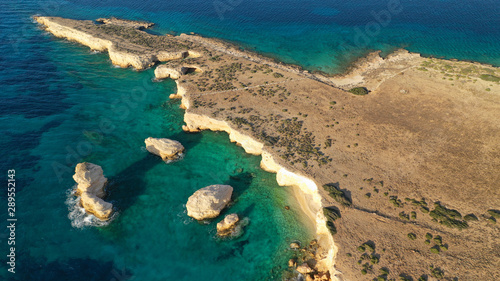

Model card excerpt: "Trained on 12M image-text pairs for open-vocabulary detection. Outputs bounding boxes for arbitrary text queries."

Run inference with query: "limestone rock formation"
[73,162,113,220]
[80,192,113,220]
[186,185,233,220]
[95,17,154,29]
[145,137,185,160]
[73,162,107,198]
[216,213,239,236]
[154,64,202,80]
[297,263,314,274]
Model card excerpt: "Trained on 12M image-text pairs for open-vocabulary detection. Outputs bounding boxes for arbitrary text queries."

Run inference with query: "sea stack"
[216,213,239,237]
[186,184,233,220]
[73,162,113,220]
[145,137,185,160]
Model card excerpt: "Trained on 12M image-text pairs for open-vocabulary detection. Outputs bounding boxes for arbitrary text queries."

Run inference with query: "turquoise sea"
[0,0,499,280]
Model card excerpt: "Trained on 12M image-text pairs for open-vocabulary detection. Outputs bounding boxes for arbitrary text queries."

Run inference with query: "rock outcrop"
[186,184,233,220]
[73,162,113,220]
[95,17,154,29]
[145,137,184,160]
[73,162,107,198]
[216,213,239,236]
[154,64,202,80]
[80,192,113,220]
[182,112,336,275]
[297,263,314,274]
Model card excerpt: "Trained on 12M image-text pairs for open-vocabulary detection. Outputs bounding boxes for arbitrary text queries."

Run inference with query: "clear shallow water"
[0,0,499,280]
[0,3,312,280]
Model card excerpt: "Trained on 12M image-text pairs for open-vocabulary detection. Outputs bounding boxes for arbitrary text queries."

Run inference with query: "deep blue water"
[0,0,499,280]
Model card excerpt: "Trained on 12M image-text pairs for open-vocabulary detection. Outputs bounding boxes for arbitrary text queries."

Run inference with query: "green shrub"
[357,245,366,252]
[440,244,448,251]
[323,207,340,235]
[487,209,500,219]
[370,255,379,264]
[390,196,404,208]
[379,268,389,275]
[361,269,367,275]
[411,211,417,220]
[429,203,468,230]
[430,266,445,278]
[399,212,410,221]
[479,74,500,82]
[323,183,352,207]
[377,276,387,281]
[418,275,427,281]
[424,240,430,245]
[425,233,433,240]
[420,206,430,213]
[349,87,369,96]
[407,233,417,240]
[433,235,442,245]
[273,72,283,78]
[430,247,440,254]
[363,242,375,253]
[365,193,371,199]
[487,217,497,224]
[464,214,479,221]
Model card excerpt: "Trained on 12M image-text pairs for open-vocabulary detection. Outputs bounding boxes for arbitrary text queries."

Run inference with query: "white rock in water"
[186,185,233,220]
[80,192,113,220]
[217,213,239,236]
[73,162,107,198]
[73,162,113,221]
[145,137,185,160]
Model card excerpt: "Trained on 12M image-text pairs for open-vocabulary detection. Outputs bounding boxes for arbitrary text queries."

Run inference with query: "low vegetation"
[430,265,445,279]
[464,213,478,221]
[323,183,352,207]
[348,87,369,96]
[323,207,341,235]
[429,202,468,230]
[479,74,500,82]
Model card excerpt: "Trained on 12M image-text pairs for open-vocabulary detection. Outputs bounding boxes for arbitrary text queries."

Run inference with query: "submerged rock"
[186,184,233,220]
[145,137,184,160]
[73,162,113,221]
[216,213,239,236]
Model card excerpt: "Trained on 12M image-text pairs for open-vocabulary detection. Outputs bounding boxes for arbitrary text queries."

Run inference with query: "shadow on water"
[106,155,160,213]
[225,171,254,203]
[100,131,204,237]
[105,131,202,212]
[171,131,203,152]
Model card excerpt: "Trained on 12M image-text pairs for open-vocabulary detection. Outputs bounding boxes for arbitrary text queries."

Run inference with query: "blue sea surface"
[0,0,499,280]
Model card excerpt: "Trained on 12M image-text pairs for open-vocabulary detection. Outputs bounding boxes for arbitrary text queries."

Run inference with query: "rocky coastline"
[36,16,500,281]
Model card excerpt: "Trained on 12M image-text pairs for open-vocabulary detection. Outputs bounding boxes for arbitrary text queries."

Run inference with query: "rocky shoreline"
[36,16,500,281]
